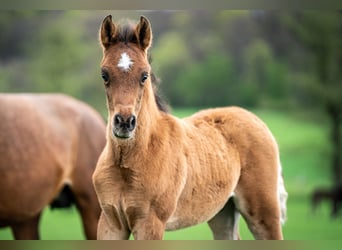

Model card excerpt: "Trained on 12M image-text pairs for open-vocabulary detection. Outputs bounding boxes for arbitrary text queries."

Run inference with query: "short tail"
[278,166,288,224]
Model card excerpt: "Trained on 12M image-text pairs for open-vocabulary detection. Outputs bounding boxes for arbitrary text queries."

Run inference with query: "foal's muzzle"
[112,113,136,139]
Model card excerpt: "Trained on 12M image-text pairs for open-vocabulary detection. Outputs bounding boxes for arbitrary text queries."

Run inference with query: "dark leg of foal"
[207,197,240,240]
[11,213,41,239]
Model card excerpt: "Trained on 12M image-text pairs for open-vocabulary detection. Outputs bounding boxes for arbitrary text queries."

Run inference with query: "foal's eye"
[101,71,109,85]
[140,72,149,85]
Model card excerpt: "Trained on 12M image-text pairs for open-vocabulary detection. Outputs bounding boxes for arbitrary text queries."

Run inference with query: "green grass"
[1,108,340,240]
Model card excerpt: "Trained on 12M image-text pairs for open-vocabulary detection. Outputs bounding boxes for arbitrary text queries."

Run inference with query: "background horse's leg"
[207,197,240,240]
[11,213,41,239]
[71,183,101,240]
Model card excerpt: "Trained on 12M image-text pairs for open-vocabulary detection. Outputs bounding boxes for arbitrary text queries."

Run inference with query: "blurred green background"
[0,10,341,240]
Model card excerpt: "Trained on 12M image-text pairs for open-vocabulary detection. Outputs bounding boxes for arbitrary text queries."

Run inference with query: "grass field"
[1,107,341,240]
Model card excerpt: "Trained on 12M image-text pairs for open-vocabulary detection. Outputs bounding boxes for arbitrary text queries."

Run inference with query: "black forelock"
[115,20,138,45]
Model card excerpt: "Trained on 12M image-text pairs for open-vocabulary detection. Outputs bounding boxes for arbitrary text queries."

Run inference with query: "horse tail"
[278,164,288,225]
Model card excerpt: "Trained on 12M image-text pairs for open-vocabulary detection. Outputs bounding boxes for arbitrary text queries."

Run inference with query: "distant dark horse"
[0,94,106,239]
[311,185,342,218]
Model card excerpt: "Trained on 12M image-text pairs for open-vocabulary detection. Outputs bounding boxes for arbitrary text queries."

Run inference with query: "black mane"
[150,72,169,113]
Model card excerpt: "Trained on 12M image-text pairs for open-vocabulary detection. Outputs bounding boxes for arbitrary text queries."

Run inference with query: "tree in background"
[0,10,293,111]
[241,38,290,107]
[0,11,106,114]
[284,11,342,186]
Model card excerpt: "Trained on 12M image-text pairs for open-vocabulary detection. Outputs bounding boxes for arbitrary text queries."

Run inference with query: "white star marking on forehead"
[117,52,133,72]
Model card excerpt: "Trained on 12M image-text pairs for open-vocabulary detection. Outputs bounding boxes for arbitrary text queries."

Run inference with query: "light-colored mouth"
[112,128,133,140]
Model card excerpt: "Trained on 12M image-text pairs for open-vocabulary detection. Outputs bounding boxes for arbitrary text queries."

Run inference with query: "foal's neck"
[136,88,164,148]
[109,83,163,163]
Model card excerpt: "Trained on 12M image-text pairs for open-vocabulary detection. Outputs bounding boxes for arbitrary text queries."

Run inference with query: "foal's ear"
[100,15,116,49]
[135,16,152,51]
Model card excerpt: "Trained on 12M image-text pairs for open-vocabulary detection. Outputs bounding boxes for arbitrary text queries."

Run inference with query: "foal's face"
[101,45,151,139]
[99,15,152,140]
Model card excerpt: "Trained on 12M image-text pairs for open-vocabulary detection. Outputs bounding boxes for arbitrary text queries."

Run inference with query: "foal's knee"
[132,216,165,240]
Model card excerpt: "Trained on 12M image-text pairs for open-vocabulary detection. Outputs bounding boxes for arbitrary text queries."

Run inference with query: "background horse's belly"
[0,158,64,221]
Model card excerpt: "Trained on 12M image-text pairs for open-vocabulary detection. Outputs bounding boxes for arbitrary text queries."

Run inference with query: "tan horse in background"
[93,15,288,240]
[0,94,106,239]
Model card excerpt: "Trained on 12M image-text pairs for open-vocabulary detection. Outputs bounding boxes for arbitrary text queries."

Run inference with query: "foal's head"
[99,15,155,140]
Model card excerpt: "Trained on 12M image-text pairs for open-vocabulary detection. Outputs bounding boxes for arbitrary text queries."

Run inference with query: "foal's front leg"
[131,213,166,240]
[97,211,130,240]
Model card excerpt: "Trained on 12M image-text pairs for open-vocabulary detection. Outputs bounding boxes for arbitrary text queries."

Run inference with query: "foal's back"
[185,106,279,161]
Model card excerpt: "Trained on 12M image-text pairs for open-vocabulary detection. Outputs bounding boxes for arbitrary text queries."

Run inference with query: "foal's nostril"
[128,115,136,130]
[114,114,123,128]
